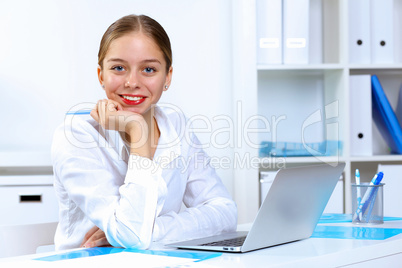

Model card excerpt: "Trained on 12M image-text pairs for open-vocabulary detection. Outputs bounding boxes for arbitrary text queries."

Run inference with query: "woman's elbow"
[107,229,152,249]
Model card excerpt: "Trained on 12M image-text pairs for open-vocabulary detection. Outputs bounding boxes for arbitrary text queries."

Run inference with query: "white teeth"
[122,95,144,101]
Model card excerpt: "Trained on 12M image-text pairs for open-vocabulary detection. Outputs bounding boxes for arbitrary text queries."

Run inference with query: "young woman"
[51,14,237,250]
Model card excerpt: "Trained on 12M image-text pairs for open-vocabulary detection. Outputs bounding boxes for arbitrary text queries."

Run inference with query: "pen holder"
[351,183,384,224]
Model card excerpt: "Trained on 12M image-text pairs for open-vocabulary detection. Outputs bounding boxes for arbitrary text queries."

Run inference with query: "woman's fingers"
[106,100,119,112]
[98,99,107,127]
[91,99,146,134]
[84,236,110,248]
[90,103,99,122]
[80,225,99,247]
[80,226,111,248]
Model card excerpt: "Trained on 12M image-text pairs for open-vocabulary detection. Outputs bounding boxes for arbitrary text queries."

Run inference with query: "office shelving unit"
[232,0,402,223]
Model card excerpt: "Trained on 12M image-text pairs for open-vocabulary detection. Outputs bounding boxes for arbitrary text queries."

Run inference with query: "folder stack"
[256,0,311,65]
[348,0,394,64]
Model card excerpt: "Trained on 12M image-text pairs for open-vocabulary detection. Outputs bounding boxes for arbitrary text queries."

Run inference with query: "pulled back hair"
[98,14,172,73]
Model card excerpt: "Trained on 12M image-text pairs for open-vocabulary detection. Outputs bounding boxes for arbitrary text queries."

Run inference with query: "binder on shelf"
[395,83,402,128]
[283,0,309,64]
[377,164,402,217]
[348,0,371,64]
[256,0,282,65]
[370,0,394,64]
[309,0,323,64]
[349,75,373,156]
[371,75,402,154]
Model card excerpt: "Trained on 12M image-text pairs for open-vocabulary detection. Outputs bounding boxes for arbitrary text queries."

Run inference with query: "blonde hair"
[98,14,172,73]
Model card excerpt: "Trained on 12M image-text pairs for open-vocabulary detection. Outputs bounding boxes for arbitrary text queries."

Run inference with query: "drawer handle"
[19,194,42,203]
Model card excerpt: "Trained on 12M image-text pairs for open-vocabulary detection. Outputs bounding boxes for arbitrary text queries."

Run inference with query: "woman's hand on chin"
[91,99,151,158]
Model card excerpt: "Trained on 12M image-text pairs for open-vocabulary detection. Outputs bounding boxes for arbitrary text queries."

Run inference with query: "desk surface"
[2,220,402,268]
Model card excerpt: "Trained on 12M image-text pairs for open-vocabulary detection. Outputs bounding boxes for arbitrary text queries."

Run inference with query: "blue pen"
[353,172,384,221]
[365,186,380,223]
[355,169,362,206]
[66,110,92,115]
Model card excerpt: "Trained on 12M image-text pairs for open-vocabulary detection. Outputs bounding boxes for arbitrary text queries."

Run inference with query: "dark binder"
[371,75,402,154]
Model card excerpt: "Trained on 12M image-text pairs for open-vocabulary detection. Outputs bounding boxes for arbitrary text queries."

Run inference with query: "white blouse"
[51,105,237,250]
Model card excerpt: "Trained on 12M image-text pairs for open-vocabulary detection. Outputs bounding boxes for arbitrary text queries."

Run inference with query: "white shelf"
[257,63,344,71]
[348,64,402,70]
[259,156,345,166]
[0,151,52,167]
[0,175,54,186]
[349,155,402,162]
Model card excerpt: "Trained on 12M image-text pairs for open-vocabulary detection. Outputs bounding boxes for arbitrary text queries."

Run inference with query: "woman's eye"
[143,67,155,73]
[112,66,125,72]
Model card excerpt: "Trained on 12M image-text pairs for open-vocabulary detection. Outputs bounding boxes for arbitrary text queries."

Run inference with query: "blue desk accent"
[319,213,402,224]
[35,247,221,262]
[312,225,402,240]
[319,214,353,223]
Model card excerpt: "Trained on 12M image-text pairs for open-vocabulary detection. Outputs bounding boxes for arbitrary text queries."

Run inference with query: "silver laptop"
[167,163,345,253]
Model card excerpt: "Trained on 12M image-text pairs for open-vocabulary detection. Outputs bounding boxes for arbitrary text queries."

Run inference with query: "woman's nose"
[125,72,140,88]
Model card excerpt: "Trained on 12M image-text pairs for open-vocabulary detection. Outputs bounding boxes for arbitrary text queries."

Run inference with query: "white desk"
[2,220,402,268]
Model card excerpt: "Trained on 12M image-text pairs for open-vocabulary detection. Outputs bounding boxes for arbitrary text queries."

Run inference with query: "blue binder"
[371,75,402,154]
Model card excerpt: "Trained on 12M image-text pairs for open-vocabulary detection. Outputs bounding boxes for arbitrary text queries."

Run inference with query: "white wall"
[0,0,234,194]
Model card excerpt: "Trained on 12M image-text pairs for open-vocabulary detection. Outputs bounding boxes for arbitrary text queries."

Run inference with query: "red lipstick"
[120,94,146,105]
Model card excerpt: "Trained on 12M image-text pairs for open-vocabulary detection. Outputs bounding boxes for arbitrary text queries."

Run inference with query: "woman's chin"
[121,106,147,115]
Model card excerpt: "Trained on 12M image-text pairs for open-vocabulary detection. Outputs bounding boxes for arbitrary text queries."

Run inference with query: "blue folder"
[371,75,402,154]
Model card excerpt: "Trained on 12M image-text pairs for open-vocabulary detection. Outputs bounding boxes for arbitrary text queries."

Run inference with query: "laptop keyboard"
[199,236,246,247]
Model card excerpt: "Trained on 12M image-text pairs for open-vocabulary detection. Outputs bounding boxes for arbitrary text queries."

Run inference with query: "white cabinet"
[0,175,59,225]
[233,0,402,223]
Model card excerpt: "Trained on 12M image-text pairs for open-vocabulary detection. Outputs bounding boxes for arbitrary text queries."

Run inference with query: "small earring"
[102,85,105,89]
[165,85,168,89]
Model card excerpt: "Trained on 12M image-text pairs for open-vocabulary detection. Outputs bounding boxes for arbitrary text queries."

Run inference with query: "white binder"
[348,0,371,64]
[370,0,394,64]
[309,0,323,64]
[378,164,402,217]
[256,0,282,65]
[349,75,373,156]
[283,0,309,64]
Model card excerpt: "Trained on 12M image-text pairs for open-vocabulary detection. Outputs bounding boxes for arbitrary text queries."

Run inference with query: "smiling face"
[98,31,172,116]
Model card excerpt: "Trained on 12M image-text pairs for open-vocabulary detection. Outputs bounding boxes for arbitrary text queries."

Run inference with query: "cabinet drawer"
[0,185,59,225]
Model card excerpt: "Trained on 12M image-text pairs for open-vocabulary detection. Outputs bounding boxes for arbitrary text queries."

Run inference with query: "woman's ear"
[164,66,173,91]
[97,65,104,89]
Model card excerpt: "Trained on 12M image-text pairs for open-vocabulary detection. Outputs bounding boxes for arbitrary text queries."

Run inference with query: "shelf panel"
[257,63,344,71]
[258,64,402,71]
[0,175,54,186]
[0,151,52,167]
[259,155,402,166]
[350,155,402,162]
[349,64,402,70]
[259,156,345,168]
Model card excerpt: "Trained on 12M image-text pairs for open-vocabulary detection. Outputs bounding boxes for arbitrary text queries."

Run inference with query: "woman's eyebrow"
[107,58,127,63]
[142,59,162,64]
[106,58,162,64]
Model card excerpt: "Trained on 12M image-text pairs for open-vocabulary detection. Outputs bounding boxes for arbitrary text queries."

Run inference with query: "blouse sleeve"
[152,133,237,242]
[52,119,167,249]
